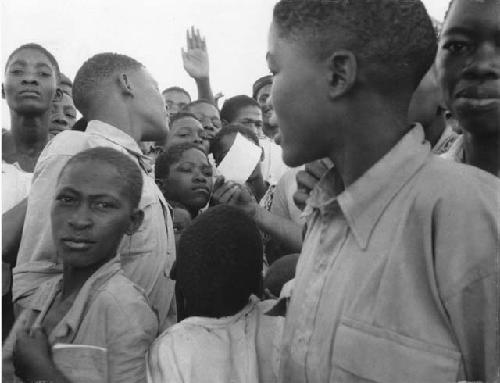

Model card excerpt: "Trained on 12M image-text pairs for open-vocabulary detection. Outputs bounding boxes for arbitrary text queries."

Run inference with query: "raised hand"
[211,176,258,218]
[182,26,209,79]
[293,158,334,211]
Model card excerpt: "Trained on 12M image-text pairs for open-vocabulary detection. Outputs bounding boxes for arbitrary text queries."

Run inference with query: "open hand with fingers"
[182,26,209,79]
[211,176,258,218]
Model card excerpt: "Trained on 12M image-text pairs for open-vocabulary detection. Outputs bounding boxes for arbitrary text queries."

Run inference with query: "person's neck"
[10,111,49,172]
[61,260,110,299]
[463,131,500,177]
[328,96,410,189]
[89,108,141,143]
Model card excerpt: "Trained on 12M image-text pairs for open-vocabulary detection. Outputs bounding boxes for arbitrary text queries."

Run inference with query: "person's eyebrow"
[9,59,27,67]
[442,26,477,38]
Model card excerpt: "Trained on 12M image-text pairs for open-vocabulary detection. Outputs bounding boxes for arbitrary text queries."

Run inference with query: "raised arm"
[182,26,215,104]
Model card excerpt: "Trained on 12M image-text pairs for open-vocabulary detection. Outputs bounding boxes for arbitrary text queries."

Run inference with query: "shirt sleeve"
[147,333,185,383]
[433,179,500,382]
[102,289,159,383]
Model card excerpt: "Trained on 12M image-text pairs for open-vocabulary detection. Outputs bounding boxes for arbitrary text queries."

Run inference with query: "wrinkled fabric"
[279,125,500,383]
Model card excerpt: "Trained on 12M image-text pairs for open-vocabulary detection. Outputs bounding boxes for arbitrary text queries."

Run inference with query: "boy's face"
[436,0,500,136]
[49,92,77,139]
[163,90,191,115]
[165,116,210,153]
[188,102,222,140]
[232,105,263,136]
[163,148,213,212]
[51,161,139,269]
[266,23,333,167]
[3,48,58,115]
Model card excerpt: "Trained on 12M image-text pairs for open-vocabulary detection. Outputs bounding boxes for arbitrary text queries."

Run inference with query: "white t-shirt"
[2,161,32,213]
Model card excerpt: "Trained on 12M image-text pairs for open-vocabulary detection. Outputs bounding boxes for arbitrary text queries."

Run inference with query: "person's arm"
[3,198,27,266]
[212,178,302,253]
[182,26,215,104]
[13,327,71,383]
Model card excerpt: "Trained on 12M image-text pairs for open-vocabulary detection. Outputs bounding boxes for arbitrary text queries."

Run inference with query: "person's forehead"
[443,0,500,35]
[57,161,126,196]
[236,104,262,117]
[172,116,203,131]
[7,48,54,69]
[176,148,209,164]
[191,102,219,117]
[164,90,190,102]
[54,93,75,107]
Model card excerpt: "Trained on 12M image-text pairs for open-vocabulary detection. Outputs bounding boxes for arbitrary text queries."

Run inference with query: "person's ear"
[118,73,134,97]
[126,208,144,235]
[326,50,357,99]
[53,88,63,102]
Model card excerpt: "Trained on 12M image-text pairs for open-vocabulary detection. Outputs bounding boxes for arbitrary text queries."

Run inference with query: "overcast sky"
[1,0,449,128]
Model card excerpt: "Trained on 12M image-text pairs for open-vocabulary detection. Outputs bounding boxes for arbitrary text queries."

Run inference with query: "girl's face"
[4,48,58,115]
[165,117,210,153]
[163,148,214,213]
[51,160,142,269]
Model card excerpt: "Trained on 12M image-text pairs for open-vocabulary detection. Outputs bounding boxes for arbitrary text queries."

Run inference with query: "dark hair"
[220,95,260,123]
[252,75,273,99]
[59,147,143,209]
[183,99,219,112]
[73,53,143,117]
[162,86,191,100]
[169,112,201,127]
[177,205,263,318]
[5,43,60,78]
[71,117,88,132]
[155,142,208,179]
[273,0,437,93]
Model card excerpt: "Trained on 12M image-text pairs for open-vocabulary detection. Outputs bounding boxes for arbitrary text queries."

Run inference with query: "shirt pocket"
[330,318,461,383]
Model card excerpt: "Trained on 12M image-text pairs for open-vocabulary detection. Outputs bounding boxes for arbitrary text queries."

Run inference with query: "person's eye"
[94,201,116,210]
[39,71,51,77]
[202,167,213,177]
[255,121,263,128]
[442,41,473,55]
[178,164,194,172]
[66,113,76,119]
[56,195,76,205]
[10,69,23,75]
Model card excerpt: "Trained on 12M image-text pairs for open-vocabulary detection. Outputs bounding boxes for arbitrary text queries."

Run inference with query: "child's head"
[155,143,213,217]
[436,0,500,137]
[4,43,60,117]
[177,205,263,318]
[220,95,263,136]
[52,147,144,270]
[267,0,437,166]
[164,112,210,153]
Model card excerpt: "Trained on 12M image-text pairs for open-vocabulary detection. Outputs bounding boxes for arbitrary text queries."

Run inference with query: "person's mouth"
[191,185,210,195]
[19,89,41,98]
[454,84,500,110]
[61,237,96,250]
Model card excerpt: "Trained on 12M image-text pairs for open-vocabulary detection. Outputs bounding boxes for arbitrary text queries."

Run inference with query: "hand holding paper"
[216,133,262,183]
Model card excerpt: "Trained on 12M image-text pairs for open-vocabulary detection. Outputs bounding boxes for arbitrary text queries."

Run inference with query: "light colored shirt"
[2,161,32,213]
[260,138,289,186]
[3,257,158,383]
[270,166,305,227]
[147,297,284,383]
[13,120,176,332]
[279,125,500,383]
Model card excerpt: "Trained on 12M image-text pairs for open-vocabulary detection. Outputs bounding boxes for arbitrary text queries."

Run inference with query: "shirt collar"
[86,120,154,173]
[308,124,430,250]
[31,257,122,342]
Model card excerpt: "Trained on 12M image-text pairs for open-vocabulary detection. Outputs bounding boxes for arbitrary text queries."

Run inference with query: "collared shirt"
[3,258,158,383]
[441,134,465,163]
[147,297,284,383]
[13,120,176,332]
[279,125,499,383]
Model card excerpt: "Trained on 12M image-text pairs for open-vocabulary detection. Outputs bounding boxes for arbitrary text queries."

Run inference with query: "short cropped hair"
[59,147,143,209]
[162,86,191,100]
[169,112,200,127]
[5,43,60,78]
[177,205,263,317]
[273,0,437,93]
[73,53,143,116]
[220,95,260,123]
[155,142,208,180]
[252,75,273,99]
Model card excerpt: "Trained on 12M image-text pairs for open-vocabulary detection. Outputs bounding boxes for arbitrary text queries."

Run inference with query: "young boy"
[164,112,210,154]
[267,0,499,382]
[3,148,157,383]
[155,143,213,219]
[437,0,500,177]
[147,205,283,383]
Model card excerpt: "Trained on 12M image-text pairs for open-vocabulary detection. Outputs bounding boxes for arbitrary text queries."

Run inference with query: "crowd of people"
[1,0,499,382]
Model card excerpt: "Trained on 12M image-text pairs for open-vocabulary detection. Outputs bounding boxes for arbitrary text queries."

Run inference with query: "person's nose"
[462,42,500,81]
[68,204,93,231]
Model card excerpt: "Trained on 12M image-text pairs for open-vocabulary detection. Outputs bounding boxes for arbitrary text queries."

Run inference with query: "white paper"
[217,133,262,183]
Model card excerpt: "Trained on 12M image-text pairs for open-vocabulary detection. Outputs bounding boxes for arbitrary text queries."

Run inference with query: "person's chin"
[282,145,309,167]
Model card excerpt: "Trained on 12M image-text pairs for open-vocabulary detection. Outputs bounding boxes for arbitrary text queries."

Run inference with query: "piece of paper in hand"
[217,132,262,183]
